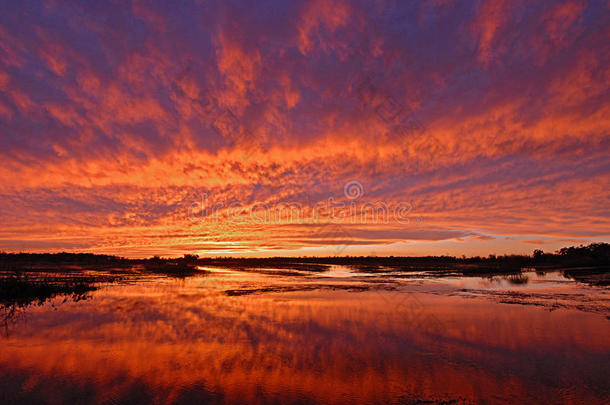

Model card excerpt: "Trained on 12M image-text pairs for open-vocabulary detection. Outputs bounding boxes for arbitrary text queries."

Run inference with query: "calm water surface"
[1,266,609,404]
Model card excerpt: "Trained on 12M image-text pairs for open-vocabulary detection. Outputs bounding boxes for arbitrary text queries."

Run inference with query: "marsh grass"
[0,272,108,335]
[142,262,202,277]
[0,273,99,306]
[506,274,530,285]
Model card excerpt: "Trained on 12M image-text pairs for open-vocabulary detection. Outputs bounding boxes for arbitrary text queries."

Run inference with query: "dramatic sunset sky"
[0,0,608,257]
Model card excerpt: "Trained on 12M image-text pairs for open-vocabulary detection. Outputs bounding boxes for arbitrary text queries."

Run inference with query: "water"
[1,266,609,404]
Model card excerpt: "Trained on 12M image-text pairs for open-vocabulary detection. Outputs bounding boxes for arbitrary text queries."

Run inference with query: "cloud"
[0,0,608,256]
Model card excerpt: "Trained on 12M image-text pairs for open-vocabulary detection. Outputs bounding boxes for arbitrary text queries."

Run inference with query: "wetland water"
[1,266,609,404]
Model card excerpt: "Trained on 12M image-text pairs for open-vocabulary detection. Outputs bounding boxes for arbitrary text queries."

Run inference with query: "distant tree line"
[1,242,608,270]
[532,243,610,266]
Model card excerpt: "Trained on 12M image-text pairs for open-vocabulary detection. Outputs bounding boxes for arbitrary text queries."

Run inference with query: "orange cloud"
[0,0,607,256]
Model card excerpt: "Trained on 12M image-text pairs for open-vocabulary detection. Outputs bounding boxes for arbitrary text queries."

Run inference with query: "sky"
[0,0,608,258]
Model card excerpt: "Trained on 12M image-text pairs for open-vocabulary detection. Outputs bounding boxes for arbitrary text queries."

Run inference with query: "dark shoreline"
[0,243,608,309]
[1,242,608,275]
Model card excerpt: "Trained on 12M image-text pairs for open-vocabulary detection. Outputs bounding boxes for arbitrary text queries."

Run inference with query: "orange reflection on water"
[1,270,609,404]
